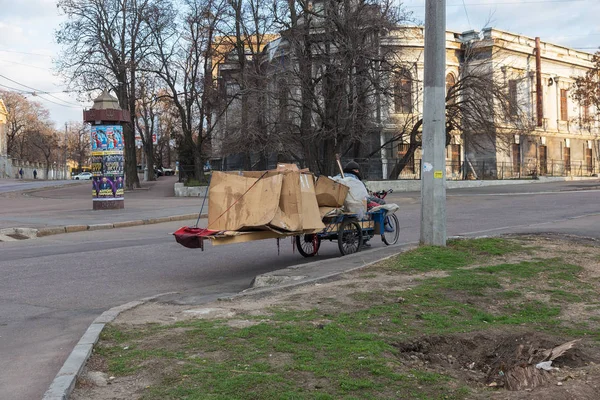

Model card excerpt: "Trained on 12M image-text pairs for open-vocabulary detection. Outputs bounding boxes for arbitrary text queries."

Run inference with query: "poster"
[91,125,123,150]
[92,175,124,200]
[90,125,125,202]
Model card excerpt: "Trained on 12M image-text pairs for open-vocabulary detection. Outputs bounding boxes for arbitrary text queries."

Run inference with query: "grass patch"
[384,238,524,273]
[184,178,209,187]
[87,237,600,399]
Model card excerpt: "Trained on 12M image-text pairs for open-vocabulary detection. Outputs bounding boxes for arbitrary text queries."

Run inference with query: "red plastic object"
[173,227,219,250]
[367,201,380,209]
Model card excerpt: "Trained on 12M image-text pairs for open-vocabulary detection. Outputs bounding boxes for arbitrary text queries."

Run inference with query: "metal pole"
[420,0,447,246]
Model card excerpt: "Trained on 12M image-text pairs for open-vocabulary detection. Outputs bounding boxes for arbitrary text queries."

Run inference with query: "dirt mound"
[394,329,600,396]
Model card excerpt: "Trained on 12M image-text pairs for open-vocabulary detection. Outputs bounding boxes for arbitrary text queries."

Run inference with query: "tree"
[148,0,226,181]
[262,0,404,175]
[66,122,91,171]
[135,75,160,180]
[213,0,280,170]
[56,0,172,189]
[572,50,600,164]
[29,129,60,177]
[0,90,48,159]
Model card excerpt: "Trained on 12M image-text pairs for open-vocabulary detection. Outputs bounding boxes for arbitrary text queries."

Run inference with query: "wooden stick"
[335,154,345,178]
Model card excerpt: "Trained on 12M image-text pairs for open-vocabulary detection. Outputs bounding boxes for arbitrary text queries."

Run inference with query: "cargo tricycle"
[295,189,399,257]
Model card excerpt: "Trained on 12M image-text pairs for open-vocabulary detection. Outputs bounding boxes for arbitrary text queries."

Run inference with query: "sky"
[0,0,599,128]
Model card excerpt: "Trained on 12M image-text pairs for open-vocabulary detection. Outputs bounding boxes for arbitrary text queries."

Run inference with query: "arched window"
[394,69,413,114]
[445,73,456,104]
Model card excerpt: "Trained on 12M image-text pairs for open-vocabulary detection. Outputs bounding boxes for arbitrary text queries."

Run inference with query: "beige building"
[0,98,7,157]
[380,27,598,179]
[215,25,598,178]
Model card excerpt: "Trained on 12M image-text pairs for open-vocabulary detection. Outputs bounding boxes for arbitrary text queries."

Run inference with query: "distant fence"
[0,156,69,180]
[177,157,597,182]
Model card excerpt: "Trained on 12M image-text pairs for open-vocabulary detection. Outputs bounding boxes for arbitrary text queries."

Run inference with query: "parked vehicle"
[161,167,175,176]
[72,172,93,180]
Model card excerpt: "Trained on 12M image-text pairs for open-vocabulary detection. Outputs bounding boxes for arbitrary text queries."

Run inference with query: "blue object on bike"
[384,217,394,232]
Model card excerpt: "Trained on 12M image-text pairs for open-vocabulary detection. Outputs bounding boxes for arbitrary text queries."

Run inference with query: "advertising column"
[90,125,125,209]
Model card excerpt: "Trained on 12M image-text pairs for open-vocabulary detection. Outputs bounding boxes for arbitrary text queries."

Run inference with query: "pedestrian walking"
[33,169,37,179]
[19,168,23,179]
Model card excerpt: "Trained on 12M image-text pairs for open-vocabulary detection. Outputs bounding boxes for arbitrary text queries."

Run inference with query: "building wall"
[215,25,599,177]
[0,98,7,157]
[480,28,598,173]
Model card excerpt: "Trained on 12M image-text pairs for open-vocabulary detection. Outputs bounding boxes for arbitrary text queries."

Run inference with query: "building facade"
[213,26,599,179]
[0,98,7,157]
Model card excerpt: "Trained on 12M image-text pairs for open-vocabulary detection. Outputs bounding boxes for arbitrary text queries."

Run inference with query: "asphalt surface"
[0,176,599,400]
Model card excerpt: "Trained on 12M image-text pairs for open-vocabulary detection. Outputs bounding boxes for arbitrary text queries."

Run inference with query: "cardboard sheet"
[315,176,350,207]
[300,173,326,233]
[207,168,324,234]
[207,171,283,231]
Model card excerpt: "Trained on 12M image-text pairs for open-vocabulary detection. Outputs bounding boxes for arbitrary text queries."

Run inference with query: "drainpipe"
[555,78,561,132]
[535,37,543,128]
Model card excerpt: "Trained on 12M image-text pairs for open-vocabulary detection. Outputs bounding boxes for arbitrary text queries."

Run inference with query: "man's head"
[344,160,360,174]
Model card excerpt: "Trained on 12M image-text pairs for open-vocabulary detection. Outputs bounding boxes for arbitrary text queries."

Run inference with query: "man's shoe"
[384,219,394,232]
[363,241,371,247]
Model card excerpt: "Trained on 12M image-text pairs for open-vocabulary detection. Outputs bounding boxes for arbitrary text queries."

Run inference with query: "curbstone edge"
[37,227,67,237]
[65,225,88,233]
[87,223,114,231]
[113,220,145,228]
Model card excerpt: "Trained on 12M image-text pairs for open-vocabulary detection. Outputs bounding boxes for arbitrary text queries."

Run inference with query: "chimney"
[535,37,543,127]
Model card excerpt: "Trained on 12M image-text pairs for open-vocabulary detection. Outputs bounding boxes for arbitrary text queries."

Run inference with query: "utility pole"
[64,122,68,180]
[420,0,447,246]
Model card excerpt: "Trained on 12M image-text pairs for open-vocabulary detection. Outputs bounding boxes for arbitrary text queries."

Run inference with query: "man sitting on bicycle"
[341,161,394,236]
[342,161,385,207]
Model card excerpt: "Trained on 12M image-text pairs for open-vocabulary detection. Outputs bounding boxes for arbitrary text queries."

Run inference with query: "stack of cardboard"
[207,164,325,237]
[314,175,350,218]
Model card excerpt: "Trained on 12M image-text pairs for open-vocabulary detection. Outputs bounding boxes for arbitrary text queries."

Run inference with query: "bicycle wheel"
[338,219,362,255]
[296,234,321,257]
[381,213,399,245]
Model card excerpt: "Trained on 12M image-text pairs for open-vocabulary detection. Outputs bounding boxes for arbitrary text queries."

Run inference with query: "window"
[445,73,456,105]
[509,80,518,117]
[512,143,521,173]
[539,145,547,175]
[560,89,568,121]
[448,144,461,174]
[563,145,571,174]
[394,70,413,114]
[397,143,415,173]
[278,80,289,123]
[585,147,593,173]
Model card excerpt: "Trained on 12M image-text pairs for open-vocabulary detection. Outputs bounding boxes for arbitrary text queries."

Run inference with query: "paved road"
[0,179,78,194]
[0,180,599,399]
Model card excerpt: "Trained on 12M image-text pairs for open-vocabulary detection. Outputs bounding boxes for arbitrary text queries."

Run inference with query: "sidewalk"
[0,176,206,238]
[1,176,598,240]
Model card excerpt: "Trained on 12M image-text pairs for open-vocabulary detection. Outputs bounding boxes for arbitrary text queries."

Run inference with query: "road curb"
[227,243,417,301]
[24,214,205,239]
[41,293,177,400]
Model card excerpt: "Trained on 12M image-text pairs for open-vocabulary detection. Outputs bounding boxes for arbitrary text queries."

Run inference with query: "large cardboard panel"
[315,176,350,207]
[210,230,286,246]
[299,173,326,233]
[207,171,283,231]
[270,172,303,231]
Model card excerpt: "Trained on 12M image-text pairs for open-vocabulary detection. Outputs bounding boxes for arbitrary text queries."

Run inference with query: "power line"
[0,82,82,109]
[406,0,587,7]
[33,93,83,109]
[0,82,30,93]
[0,73,82,107]
[0,49,53,57]
[0,59,52,71]
[461,0,472,29]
